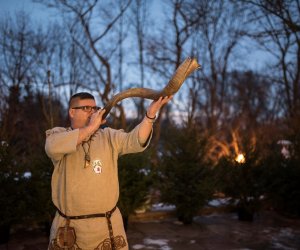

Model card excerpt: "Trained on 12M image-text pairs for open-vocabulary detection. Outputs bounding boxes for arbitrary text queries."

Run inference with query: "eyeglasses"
[72,106,101,112]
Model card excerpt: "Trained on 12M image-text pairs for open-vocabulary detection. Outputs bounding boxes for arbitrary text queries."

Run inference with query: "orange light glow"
[235,153,245,164]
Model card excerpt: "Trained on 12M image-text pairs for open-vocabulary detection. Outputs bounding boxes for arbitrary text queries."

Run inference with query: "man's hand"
[76,109,106,145]
[88,109,107,133]
[146,96,173,118]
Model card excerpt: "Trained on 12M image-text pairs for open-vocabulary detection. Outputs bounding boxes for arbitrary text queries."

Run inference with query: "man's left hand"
[146,96,173,118]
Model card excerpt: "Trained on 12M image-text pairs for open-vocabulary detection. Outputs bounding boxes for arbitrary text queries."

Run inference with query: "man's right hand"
[77,109,106,145]
[88,109,107,133]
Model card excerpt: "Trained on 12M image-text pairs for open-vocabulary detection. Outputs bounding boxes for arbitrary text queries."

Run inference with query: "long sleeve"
[45,127,79,162]
[106,124,152,156]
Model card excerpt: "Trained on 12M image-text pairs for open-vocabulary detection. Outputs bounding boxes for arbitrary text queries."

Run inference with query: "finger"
[162,96,172,104]
[156,96,163,103]
[98,108,106,116]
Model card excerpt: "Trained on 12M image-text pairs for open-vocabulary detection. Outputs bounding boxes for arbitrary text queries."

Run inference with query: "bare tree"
[156,0,250,162]
[141,0,204,164]
[0,12,47,140]
[207,70,277,162]
[129,0,151,119]
[30,23,83,127]
[189,1,247,132]
[37,0,134,127]
[242,0,300,120]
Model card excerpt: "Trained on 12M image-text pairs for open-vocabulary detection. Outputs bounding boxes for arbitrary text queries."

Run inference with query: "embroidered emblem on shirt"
[92,159,103,174]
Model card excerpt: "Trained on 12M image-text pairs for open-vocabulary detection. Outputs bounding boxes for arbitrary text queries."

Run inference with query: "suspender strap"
[57,206,117,250]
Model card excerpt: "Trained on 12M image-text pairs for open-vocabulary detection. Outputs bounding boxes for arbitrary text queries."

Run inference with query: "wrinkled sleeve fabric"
[106,124,152,156]
[45,127,79,163]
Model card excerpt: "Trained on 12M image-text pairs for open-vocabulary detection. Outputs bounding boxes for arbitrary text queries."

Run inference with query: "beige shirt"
[45,124,151,249]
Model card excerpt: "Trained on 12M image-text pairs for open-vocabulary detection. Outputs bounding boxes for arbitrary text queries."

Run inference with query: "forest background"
[0,0,299,239]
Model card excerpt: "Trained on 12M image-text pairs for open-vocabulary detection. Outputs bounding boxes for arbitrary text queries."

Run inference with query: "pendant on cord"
[84,154,91,168]
[82,140,91,169]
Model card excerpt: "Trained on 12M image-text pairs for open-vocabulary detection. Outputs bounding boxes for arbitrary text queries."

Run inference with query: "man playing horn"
[45,92,172,250]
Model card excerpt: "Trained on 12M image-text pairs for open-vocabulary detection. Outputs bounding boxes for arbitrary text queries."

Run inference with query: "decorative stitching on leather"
[49,235,126,250]
[94,235,127,250]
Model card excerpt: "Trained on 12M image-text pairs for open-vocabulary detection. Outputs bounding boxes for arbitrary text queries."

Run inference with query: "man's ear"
[69,108,75,118]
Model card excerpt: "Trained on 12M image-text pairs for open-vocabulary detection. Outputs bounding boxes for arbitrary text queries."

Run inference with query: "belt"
[57,206,117,250]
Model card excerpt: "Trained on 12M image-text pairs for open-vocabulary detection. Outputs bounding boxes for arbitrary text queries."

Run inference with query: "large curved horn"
[102,57,201,118]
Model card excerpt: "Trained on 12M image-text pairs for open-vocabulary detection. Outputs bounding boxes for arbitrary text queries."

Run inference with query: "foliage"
[158,123,214,224]
[25,150,55,229]
[118,152,152,220]
[0,89,65,231]
[0,142,27,226]
[265,158,300,217]
[214,151,265,221]
[263,132,300,218]
[20,91,64,227]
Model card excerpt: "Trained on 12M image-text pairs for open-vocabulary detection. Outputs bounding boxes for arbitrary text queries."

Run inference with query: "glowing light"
[235,153,245,164]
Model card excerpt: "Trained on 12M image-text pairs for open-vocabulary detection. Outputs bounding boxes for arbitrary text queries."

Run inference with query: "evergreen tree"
[263,133,300,217]
[214,151,265,221]
[0,141,27,243]
[158,123,214,224]
[118,151,152,230]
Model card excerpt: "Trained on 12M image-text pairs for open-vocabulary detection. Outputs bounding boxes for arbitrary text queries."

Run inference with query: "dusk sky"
[0,0,272,71]
[0,0,55,21]
[0,0,164,23]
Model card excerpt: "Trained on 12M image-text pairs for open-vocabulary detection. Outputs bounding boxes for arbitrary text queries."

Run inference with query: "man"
[45,92,172,250]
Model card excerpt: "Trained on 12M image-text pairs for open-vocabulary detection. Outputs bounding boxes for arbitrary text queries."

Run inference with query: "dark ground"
[0,211,300,250]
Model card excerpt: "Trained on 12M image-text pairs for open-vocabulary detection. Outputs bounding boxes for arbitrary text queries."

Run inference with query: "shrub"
[158,124,214,224]
[118,152,152,230]
[263,153,300,217]
[214,151,265,221]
